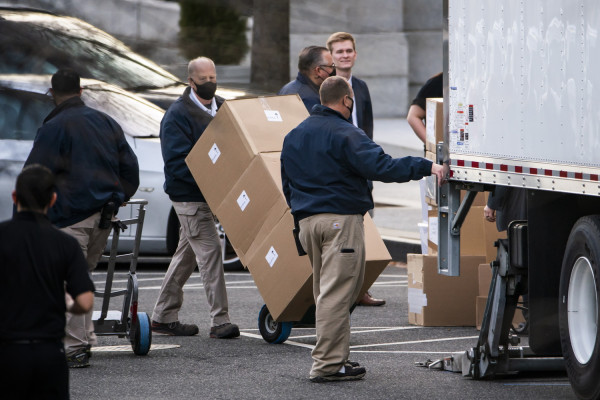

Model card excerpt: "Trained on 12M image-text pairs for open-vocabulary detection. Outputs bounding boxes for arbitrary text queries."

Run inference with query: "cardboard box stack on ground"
[186,95,392,322]
[407,254,484,326]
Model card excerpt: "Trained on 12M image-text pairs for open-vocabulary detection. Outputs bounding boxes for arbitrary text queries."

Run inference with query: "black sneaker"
[209,323,240,339]
[66,349,90,368]
[310,365,366,383]
[151,320,199,336]
[345,360,360,367]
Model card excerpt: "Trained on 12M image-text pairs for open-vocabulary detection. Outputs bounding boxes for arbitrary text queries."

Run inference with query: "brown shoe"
[357,292,386,307]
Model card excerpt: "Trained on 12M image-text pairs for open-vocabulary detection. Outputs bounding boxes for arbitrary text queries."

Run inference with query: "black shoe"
[85,344,92,359]
[310,365,366,383]
[345,360,360,368]
[210,323,240,339]
[66,349,90,368]
[151,320,199,336]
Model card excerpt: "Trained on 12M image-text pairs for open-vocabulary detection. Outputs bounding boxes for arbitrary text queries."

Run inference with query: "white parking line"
[240,332,315,350]
[349,336,479,349]
[289,326,422,339]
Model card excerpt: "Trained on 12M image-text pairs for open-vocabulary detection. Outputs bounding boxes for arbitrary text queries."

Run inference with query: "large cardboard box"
[247,212,392,322]
[407,254,484,326]
[215,152,288,265]
[425,98,444,153]
[185,95,309,211]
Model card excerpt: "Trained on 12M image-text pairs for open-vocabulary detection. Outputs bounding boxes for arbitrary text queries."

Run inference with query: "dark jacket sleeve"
[280,154,292,208]
[341,128,432,183]
[24,125,68,173]
[354,78,374,140]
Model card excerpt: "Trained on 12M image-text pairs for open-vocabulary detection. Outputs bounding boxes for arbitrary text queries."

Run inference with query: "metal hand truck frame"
[92,199,151,355]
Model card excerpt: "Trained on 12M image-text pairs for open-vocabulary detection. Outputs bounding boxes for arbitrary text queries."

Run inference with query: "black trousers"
[0,341,69,400]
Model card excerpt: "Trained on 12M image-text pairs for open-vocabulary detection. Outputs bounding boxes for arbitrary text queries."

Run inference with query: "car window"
[0,16,182,91]
[0,89,53,141]
[83,85,163,138]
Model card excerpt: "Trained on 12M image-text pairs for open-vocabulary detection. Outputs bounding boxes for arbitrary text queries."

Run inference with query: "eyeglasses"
[319,64,336,70]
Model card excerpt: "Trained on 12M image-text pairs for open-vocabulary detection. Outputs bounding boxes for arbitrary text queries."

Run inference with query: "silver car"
[0,74,242,269]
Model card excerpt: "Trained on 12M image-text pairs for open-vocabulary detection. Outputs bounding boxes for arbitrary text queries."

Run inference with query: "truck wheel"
[258,304,292,344]
[559,215,600,400]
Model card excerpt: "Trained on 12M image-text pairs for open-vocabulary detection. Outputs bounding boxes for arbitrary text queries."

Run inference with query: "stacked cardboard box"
[407,254,484,326]
[186,95,392,322]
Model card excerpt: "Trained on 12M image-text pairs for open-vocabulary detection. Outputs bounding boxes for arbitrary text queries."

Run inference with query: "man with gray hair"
[151,57,239,339]
[278,45,336,112]
[281,76,444,382]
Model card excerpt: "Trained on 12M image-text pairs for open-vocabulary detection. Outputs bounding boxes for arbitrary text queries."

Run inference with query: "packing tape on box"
[408,287,428,314]
[259,98,283,122]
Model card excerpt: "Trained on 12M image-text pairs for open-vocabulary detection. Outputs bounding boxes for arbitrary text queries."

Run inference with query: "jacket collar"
[296,72,320,93]
[311,104,349,121]
[43,96,85,124]
[181,86,224,116]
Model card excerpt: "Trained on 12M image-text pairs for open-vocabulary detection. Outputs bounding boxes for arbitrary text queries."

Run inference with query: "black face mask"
[345,96,354,115]
[192,80,217,100]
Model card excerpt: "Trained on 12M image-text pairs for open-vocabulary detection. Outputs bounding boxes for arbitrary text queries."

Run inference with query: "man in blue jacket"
[281,76,444,383]
[278,46,336,112]
[327,31,386,307]
[151,57,240,340]
[24,69,140,367]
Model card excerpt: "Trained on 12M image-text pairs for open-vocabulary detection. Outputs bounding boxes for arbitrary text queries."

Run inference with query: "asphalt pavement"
[73,265,575,400]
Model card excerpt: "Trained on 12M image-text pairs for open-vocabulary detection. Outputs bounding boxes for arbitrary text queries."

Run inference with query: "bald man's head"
[188,57,217,102]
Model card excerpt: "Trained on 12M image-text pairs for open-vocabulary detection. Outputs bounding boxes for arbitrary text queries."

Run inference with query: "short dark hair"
[15,165,56,211]
[298,46,329,74]
[51,69,81,95]
[319,76,353,105]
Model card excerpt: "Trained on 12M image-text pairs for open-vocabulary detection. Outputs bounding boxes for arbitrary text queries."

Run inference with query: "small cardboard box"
[407,253,484,326]
[186,94,309,211]
[247,212,392,322]
[427,206,488,256]
[476,295,526,331]
[215,153,288,264]
[425,98,444,153]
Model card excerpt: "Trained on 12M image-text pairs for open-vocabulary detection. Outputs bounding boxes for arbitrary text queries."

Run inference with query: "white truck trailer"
[439,1,600,398]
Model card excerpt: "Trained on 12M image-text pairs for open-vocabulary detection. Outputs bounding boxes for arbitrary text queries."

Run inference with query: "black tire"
[132,312,152,356]
[258,304,292,344]
[559,215,600,400]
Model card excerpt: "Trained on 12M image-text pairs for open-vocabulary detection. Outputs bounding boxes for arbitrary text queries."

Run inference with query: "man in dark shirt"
[407,72,443,144]
[278,46,336,112]
[0,165,94,399]
[281,76,444,383]
[24,69,139,367]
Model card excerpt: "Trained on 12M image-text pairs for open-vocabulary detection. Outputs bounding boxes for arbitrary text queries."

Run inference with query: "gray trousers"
[61,212,111,355]
[152,201,230,327]
[299,213,366,378]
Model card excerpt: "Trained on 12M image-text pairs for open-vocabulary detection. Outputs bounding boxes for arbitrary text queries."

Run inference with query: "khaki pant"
[61,212,111,355]
[299,213,365,378]
[152,202,230,327]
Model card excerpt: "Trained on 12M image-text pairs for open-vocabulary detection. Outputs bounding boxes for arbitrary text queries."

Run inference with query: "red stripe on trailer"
[515,166,523,173]
[559,171,567,178]
[457,159,465,167]
[486,163,493,169]
[530,168,538,174]
[545,170,553,176]
[500,164,508,171]
[472,161,479,168]
[592,175,599,181]
[575,172,583,179]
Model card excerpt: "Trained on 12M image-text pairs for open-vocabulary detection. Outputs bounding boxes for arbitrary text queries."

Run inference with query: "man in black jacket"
[24,69,139,368]
[281,76,444,383]
[0,165,95,398]
[151,57,239,339]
